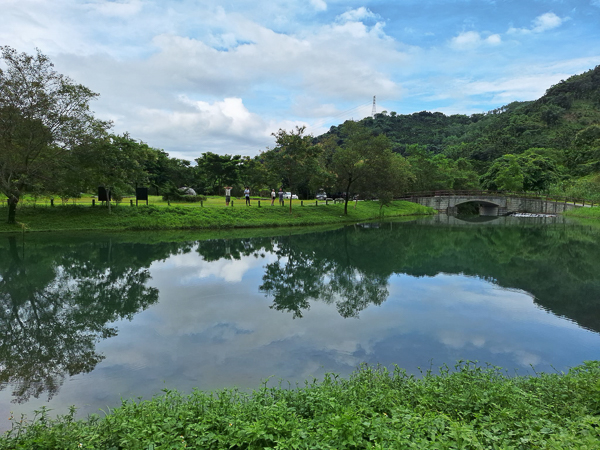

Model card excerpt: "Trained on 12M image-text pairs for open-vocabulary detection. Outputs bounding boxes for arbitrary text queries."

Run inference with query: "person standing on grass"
[271,189,276,206]
[224,186,232,206]
[244,186,251,206]
[278,188,284,206]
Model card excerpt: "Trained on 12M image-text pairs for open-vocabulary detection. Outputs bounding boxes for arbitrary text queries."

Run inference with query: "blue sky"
[2,0,600,159]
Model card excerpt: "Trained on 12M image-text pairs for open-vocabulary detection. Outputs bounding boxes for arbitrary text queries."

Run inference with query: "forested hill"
[321,64,600,176]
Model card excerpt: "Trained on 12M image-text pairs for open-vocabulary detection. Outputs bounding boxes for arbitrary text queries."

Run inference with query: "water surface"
[1,215,599,430]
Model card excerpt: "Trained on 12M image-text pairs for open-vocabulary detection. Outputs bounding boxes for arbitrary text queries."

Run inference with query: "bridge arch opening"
[453,200,502,216]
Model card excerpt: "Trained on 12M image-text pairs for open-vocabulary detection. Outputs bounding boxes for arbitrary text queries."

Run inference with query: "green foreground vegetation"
[0,199,432,233]
[2,362,599,449]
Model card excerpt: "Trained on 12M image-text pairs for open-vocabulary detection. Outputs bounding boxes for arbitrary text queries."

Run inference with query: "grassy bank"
[2,362,599,449]
[563,206,600,220]
[0,200,432,233]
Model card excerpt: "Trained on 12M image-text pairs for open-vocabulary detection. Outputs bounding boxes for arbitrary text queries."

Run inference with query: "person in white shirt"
[244,187,251,206]
[271,189,276,206]
[224,186,232,206]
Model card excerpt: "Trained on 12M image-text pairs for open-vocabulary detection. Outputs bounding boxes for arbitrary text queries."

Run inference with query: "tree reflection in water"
[196,221,600,332]
[2,220,600,404]
[0,235,188,404]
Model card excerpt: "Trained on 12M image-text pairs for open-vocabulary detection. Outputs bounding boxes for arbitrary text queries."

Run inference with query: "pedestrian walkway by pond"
[1,216,599,430]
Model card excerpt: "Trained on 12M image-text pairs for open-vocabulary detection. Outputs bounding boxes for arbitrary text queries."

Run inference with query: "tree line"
[2,46,600,224]
[0,47,416,223]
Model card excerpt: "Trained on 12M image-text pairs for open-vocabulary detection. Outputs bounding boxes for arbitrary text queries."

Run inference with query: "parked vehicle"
[283,192,298,199]
[315,189,327,200]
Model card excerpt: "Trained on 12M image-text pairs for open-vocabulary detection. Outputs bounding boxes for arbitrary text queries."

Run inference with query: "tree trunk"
[7,196,18,224]
[344,181,352,215]
[107,188,112,215]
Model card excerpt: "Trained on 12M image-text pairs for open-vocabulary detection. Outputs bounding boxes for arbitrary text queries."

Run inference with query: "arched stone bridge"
[400,190,590,216]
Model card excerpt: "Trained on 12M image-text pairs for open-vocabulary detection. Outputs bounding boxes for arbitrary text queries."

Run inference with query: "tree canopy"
[0,46,108,223]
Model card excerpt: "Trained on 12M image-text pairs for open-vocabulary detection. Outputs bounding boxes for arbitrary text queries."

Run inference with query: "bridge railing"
[398,190,596,208]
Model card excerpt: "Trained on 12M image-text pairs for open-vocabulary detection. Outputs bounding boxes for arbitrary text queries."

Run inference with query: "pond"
[1,215,600,431]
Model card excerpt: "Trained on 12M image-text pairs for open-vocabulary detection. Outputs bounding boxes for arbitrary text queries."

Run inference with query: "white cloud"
[337,7,378,23]
[122,98,292,158]
[450,31,502,50]
[169,250,277,283]
[508,12,565,34]
[41,6,404,158]
[2,0,599,159]
[418,56,600,116]
[49,8,404,157]
[532,12,564,32]
[309,0,327,12]
[474,57,600,103]
[486,34,501,45]
[87,0,143,17]
[141,98,257,136]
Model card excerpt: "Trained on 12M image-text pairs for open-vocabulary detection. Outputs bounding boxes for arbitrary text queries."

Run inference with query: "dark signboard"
[136,187,149,205]
[136,187,149,201]
[98,187,111,202]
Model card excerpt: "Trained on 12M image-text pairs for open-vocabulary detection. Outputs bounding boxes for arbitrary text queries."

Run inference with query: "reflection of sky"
[2,248,599,431]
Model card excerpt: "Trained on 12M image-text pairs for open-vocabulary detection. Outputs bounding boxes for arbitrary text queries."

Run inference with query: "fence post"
[301,200,303,207]
[258,200,261,208]
[130,199,134,206]
[92,199,95,207]
[50,198,54,207]
[316,200,318,206]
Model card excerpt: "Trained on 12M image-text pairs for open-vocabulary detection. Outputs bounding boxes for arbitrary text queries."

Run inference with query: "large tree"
[264,126,320,212]
[74,133,151,213]
[328,121,402,214]
[194,152,242,195]
[480,149,564,192]
[0,46,107,223]
[144,148,194,196]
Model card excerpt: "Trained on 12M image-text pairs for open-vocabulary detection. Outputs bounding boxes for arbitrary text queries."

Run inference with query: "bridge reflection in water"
[424,213,566,226]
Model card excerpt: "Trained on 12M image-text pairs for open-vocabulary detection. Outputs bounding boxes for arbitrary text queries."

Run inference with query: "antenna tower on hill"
[371,96,376,118]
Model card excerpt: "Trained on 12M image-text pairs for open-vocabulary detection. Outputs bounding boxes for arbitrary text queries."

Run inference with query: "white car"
[283,192,298,199]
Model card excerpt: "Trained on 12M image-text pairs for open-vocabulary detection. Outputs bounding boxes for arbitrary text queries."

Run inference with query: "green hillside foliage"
[319,65,600,199]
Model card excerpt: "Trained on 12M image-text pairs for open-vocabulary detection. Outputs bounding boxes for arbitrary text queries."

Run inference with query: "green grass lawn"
[1,194,325,208]
[563,205,600,219]
[0,198,433,233]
